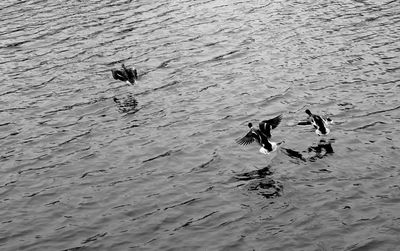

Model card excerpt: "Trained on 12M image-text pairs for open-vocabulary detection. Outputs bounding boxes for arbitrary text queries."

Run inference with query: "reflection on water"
[245,178,283,199]
[234,165,273,181]
[234,136,335,199]
[234,165,283,199]
[113,94,139,114]
[281,146,308,162]
[281,138,335,162]
[0,0,399,250]
[308,138,335,161]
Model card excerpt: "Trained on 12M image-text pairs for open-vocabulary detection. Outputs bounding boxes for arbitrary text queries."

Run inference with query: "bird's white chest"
[315,119,331,136]
[316,126,330,136]
[259,141,278,155]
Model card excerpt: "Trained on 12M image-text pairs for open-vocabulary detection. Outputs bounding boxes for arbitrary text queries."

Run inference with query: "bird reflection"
[281,147,307,162]
[113,94,139,114]
[281,138,335,162]
[233,165,273,181]
[233,165,283,199]
[233,138,334,199]
[308,138,334,161]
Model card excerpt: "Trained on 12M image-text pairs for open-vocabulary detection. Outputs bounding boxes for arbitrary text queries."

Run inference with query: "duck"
[236,115,283,155]
[111,64,138,85]
[305,109,332,136]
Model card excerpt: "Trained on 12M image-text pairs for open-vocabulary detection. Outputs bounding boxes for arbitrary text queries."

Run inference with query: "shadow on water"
[281,138,335,162]
[244,177,283,199]
[233,165,273,181]
[232,139,334,199]
[113,93,139,114]
[233,165,283,199]
[308,138,335,162]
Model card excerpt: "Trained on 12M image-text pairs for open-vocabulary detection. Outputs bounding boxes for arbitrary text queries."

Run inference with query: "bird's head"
[248,122,253,128]
[305,109,312,116]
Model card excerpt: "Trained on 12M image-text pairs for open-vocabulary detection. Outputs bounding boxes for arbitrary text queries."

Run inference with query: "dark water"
[1,0,399,250]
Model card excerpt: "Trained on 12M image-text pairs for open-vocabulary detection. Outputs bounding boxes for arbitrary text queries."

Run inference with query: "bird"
[305,109,332,136]
[111,64,138,85]
[236,115,283,155]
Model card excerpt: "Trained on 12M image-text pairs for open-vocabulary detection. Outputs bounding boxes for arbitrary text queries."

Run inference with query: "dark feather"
[305,110,330,135]
[125,69,135,83]
[112,69,126,81]
[262,114,282,129]
[236,115,282,149]
[297,120,311,125]
[259,114,282,138]
[312,115,327,134]
[112,64,138,85]
[235,131,256,145]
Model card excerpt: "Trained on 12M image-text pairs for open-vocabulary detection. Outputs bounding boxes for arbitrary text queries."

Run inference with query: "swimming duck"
[305,109,332,136]
[111,64,138,85]
[236,115,282,155]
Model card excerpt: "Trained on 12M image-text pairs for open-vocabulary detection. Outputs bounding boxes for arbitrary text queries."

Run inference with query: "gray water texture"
[0,0,400,250]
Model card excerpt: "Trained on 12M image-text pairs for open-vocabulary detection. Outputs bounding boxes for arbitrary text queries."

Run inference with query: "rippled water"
[1,0,399,250]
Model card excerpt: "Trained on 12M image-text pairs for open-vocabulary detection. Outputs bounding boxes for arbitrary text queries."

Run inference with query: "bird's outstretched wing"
[298,120,312,126]
[112,69,126,81]
[259,114,282,138]
[235,130,256,146]
[125,68,135,82]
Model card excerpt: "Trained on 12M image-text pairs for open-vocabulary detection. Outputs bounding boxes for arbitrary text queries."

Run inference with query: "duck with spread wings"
[111,64,138,85]
[236,115,283,155]
[305,109,332,136]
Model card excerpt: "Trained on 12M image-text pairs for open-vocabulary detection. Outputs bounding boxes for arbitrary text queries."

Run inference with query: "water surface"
[0,0,399,250]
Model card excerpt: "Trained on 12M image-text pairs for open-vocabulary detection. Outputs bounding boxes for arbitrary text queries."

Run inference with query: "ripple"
[0,0,399,250]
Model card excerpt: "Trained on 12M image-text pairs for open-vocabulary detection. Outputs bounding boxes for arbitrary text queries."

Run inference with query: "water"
[1,0,399,250]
